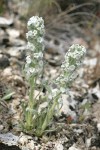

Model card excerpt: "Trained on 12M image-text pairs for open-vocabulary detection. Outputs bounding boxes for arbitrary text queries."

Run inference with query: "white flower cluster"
[25,16,45,78]
[56,44,86,93]
[48,88,59,100]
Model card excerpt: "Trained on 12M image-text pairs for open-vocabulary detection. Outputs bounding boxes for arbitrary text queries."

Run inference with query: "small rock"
[91,146,96,150]
[0,133,18,146]
[6,29,20,38]
[9,39,25,47]
[86,138,91,147]
[50,68,58,79]
[2,67,12,76]
[18,135,28,146]
[27,140,35,150]
[0,17,13,27]
[68,145,81,150]
[54,142,63,150]
[7,47,20,57]
[0,125,4,131]
[84,58,97,68]
[7,46,25,58]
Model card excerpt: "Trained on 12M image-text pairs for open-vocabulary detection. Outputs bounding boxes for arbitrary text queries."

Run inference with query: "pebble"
[0,133,18,146]
[84,58,97,68]
[68,145,81,150]
[6,29,20,39]
[0,17,13,27]
[9,39,25,47]
[54,142,63,150]
[2,67,12,76]
[0,125,4,131]
[7,47,21,57]
[86,138,91,147]
[27,140,35,150]
[7,46,26,59]
[18,134,28,146]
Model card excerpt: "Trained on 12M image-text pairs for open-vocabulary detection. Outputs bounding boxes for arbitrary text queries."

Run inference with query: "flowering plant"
[21,16,86,137]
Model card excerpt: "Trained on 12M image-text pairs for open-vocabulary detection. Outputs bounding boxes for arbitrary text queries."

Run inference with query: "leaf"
[1,92,15,101]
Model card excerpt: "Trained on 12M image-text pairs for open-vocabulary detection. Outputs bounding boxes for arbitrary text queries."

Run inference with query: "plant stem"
[29,76,35,107]
[26,76,36,130]
[40,93,61,135]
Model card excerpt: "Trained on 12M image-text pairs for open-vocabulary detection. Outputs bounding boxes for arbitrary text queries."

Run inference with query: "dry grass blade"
[46,3,95,27]
[44,1,99,53]
[28,0,61,16]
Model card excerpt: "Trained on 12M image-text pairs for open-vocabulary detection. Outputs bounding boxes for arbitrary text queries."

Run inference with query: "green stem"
[40,92,61,135]
[29,76,35,106]
[26,76,36,130]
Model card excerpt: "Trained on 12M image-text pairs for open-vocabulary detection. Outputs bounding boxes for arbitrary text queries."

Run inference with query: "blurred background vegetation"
[0,0,100,51]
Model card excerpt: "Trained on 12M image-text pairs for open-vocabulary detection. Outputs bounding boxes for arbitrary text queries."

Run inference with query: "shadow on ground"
[0,143,21,150]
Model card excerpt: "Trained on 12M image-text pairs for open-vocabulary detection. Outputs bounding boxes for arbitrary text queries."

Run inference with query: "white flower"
[26,107,33,112]
[76,60,81,66]
[28,16,38,26]
[48,88,59,100]
[70,72,78,80]
[25,16,45,80]
[60,87,66,93]
[41,24,44,28]
[35,21,40,27]
[75,53,81,60]
[37,37,43,43]
[68,65,75,71]
[56,44,86,88]
[34,52,43,59]
[27,16,44,28]
[39,17,44,24]
[37,27,41,31]
[51,89,59,98]
[29,68,35,73]
[33,30,37,36]
[82,46,86,53]
[38,60,43,67]
[26,55,31,64]
[26,31,33,38]
[27,42,35,51]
